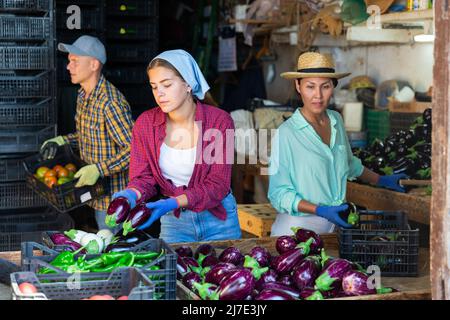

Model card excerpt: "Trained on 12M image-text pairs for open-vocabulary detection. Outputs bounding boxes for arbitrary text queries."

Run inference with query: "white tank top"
[159,142,196,187]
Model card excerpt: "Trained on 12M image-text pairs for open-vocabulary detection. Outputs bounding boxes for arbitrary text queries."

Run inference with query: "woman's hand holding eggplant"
[139,198,180,230]
[315,204,352,228]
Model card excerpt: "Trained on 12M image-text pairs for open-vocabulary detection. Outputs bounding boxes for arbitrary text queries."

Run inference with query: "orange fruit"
[53,165,64,174]
[44,176,57,188]
[36,166,50,179]
[58,167,70,178]
[65,163,77,173]
[44,169,57,179]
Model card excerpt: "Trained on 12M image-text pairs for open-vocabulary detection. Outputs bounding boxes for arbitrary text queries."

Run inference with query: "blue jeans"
[159,192,242,243]
[95,210,121,234]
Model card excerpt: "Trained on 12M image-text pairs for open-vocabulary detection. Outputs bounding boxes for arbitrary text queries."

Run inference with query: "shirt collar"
[292,108,337,130]
[79,74,106,101]
[152,100,205,126]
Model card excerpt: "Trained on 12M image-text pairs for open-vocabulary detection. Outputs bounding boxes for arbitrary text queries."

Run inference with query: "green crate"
[364,109,390,145]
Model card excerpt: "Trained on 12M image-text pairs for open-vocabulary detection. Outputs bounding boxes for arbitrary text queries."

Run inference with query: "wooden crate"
[237,204,277,238]
[388,99,431,113]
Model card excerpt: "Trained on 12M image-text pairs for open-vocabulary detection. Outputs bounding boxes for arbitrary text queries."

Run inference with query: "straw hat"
[280,52,351,80]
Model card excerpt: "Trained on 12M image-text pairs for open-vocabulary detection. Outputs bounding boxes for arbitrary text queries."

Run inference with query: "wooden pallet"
[237,204,277,238]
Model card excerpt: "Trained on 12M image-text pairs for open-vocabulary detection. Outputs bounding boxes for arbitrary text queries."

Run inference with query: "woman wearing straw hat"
[268,52,406,235]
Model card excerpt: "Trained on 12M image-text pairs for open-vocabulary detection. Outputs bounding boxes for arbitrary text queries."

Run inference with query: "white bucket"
[343,102,364,132]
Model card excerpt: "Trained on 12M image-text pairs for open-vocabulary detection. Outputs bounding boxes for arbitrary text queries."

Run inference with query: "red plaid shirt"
[128,101,235,220]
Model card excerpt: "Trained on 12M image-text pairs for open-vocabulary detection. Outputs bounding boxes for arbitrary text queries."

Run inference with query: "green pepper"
[100,252,127,265]
[133,251,160,261]
[50,246,86,267]
[91,264,118,273]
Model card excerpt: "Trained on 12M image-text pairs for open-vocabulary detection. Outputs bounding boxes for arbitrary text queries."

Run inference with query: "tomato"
[18,282,38,294]
[117,296,129,300]
[36,166,50,179]
[44,169,57,179]
[88,295,115,300]
[53,165,64,174]
[58,168,70,178]
[65,163,77,173]
[44,176,57,188]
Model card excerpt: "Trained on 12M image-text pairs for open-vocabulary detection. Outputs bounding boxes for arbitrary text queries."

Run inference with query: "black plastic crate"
[389,112,422,134]
[0,0,50,12]
[106,0,158,17]
[22,238,177,300]
[0,46,50,70]
[0,125,55,153]
[0,71,51,98]
[0,154,32,182]
[0,16,51,40]
[23,145,110,213]
[0,210,74,252]
[104,66,148,84]
[119,85,153,107]
[106,20,158,40]
[108,43,158,63]
[0,181,48,210]
[11,267,154,300]
[338,210,419,277]
[56,7,103,31]
[0,98,55,126]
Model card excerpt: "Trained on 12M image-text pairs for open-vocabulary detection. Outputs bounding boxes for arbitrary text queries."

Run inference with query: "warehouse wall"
[263,42,434,104]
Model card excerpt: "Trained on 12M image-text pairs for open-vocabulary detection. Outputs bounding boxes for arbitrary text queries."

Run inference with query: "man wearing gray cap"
[40,35,134,232]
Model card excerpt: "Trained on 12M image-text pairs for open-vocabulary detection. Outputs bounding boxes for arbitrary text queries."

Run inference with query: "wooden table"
[173,235,431,300]
[346,182,431,225]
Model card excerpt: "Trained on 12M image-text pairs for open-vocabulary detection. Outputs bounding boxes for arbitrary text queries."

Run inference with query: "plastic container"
[0,154,31,182]
[389,112,422,134]
[347,131,367,149]
[0,98,55,127]
[106,20,158,40]
[104,66,148,84]
[364,108,391,145]
[0,125,55,153]
[106,0,158,17]
[0,209,74,252]
[338,210,419,277]
[0,0,50,12]
[11,267,154,300]
[0,181,48,210]
[0,16,51,40]
[343,102,364,132]
[23,145,109,213]
[56,7,103,30]
[0,46,50,70]
[108,43,158,63]
[0,71,51,98]
[22,238,177,300]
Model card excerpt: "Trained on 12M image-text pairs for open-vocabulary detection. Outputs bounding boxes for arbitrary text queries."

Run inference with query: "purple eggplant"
[300,287,324,300]
[49,233,86,253]
[114,230,152,245]
[104,242,135,253]
[315,258,353,292]
[261,282,300,299]
[218,247,244,266]
[202,255,220,268]
[193,282,218,300]
[275,236,298,255]
[249,246,271,267]
[255,289,296,301]
[292,257,321,291]
[255,269,278,291]
[177,256,190,279]
[194,244,217,260]
[321,285,344,299]
[270,238,314,275]
[182,272,202,293]
[277,275,294,288]
[210,269,255,300]
[175,245,193,258]
[183,257,202,274]
[291,227,324,254]
[122,202,152,236]
[106,197,131,228]
[204,263,236,285]
[342,270,376,296]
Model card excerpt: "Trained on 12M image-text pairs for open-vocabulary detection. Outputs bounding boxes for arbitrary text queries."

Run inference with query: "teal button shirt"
[268,109,364,216]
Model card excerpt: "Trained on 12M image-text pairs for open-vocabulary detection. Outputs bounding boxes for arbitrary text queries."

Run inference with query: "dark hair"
[296,78,338,87]
[147,58,218,107]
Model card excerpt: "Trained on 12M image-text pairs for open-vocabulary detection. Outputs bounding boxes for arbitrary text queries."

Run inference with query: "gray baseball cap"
[58,35,107,64]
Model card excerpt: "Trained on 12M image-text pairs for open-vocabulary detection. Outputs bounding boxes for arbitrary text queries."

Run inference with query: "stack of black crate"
[0,0,73,251]
[103,0,159,119]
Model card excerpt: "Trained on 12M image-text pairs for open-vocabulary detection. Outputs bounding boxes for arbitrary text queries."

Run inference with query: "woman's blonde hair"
[147,58,218,107]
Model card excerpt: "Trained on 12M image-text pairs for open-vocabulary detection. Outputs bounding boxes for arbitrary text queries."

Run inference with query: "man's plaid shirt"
[64,75,134,211]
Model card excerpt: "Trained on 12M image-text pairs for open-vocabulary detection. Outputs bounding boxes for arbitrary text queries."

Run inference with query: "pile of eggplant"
[176,228,395,300]
[353,108,432,182]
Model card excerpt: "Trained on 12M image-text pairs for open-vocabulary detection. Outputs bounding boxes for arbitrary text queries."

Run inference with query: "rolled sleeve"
[348,155,364,179]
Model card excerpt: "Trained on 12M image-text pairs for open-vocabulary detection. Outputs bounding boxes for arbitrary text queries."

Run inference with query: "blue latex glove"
[139,198,180,230]
[316,204,352,228]
[377,174,408,193]
[111,189,139,209]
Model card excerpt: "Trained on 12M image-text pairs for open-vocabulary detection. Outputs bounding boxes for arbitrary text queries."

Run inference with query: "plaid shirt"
[128,101,234,221]
[64,75,134,211]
